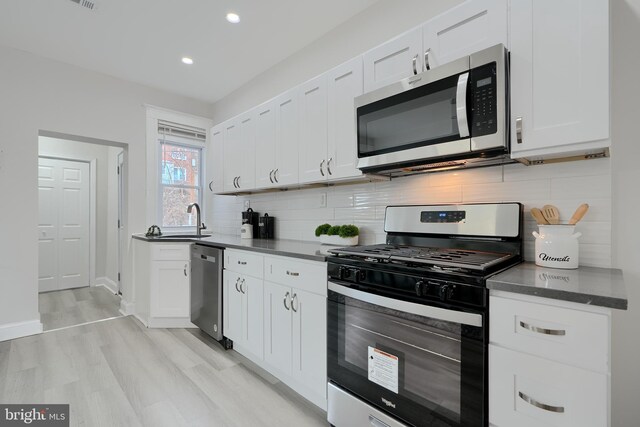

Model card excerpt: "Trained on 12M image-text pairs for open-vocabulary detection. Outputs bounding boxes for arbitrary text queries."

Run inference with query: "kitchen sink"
[154,234,212,239]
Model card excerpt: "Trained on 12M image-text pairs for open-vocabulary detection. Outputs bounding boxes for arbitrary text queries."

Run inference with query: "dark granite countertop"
[487,262,628,310]
[132,233,339,262]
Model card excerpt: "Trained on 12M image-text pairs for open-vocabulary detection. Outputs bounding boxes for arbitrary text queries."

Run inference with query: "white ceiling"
[0,0,379,103]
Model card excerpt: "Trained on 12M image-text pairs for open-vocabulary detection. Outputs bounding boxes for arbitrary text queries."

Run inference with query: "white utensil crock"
[240,224,253,239]
[532,225,581,269]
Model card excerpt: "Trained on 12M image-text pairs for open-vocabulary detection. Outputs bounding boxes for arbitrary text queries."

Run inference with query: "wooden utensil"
[530,208,548,225]
[568,203,589,225]
[542,205,561,225]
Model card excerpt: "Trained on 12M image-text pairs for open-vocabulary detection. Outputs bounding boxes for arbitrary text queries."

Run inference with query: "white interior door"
[38,157,90,292]
[117,150,124,294]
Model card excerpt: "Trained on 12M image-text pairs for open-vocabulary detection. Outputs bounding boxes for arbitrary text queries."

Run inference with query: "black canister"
[259,213,275,239]
[242,208,260,237]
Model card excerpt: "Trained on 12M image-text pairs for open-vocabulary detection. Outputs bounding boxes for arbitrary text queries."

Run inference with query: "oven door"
[327,281,486,427]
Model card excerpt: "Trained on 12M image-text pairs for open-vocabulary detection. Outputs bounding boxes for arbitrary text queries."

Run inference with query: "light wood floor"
[0,316,328,427]
[39,286,122,331]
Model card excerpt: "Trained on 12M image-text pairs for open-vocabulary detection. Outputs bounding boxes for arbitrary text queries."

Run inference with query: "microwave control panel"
[470,63,497,137]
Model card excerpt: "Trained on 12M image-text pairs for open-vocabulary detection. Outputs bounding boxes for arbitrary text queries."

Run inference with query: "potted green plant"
[315,223,359,246]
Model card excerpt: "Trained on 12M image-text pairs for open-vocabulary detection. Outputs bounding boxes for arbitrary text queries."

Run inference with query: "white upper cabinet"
[422,0,508,69]
[274,88,299,186]
[236,111,256,191]
[510,0,610,161]
[254,101,277,190]
[363,27,423,92]
[298,75,329,184]
[327,57,364,180]
[207,124,224,195]
[222,120,240,192]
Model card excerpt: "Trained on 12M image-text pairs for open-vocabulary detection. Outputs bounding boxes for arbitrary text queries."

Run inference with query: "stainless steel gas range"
[326,203,523,427]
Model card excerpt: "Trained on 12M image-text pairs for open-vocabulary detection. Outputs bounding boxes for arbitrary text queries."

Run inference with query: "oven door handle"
[455,72,470,138]
[328,282,482,327]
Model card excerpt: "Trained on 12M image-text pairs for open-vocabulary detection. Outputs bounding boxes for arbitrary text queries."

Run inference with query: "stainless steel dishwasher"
[190,244,232,349]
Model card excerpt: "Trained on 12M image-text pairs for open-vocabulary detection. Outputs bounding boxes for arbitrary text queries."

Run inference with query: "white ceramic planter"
[532,225,582,269]
[320,235,359,246]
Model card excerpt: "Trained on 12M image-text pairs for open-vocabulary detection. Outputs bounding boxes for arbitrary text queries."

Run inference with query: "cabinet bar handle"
[240,279,246,294]
[208,180,214,191]
[518,391,565,413]
[235,278,241,292]
[184,264,188,277]
[327,158,333,175]
[519,321,566,336]
[274,169,279,183]
[516,117,523,144]
[269,170,274,183]
[237,176,241,188]
[291,293,298,312]
[412,54,418,75]
[320,160,325,177]
[286,270,300,277]
[424,48,431,71]
[237,261,247,265]
[283,292,290,310]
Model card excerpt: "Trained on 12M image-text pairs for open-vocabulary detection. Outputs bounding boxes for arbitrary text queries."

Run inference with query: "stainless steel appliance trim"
[456,72,470,138]
[357,139,471,170]
[370,415,391,427]
[519,321,566,336]
[518,391,565,413]
[384,203,521,237]
[328,383,409,427]
[355,55,470,109]
[470,44,508,152]
[328,281,482,327]
[199,255,216,262]
[516,117,523,144]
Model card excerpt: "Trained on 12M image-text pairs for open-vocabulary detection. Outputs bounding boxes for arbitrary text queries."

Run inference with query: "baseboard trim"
[0,319,43,342]
[119,299,135,316]
[93,276,119,294]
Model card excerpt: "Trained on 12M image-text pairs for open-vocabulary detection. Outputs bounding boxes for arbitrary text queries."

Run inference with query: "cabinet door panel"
[254,102,277,189]
[292,289,327,398]
[423,0,508,69]
[237,112,256,191]
[150,260,190,318]
[327,57,363,180]
[224,272,243,342]
[298,75,328,184]
[264,281,292,376]
[275,89,299,186]
[363,28,422,92]
[510,0,609,156]
[244,275,264,359]
[223,121,240,192]
[207,124,225,194]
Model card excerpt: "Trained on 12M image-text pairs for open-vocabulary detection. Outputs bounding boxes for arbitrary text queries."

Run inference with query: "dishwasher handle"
[198,254,217,263]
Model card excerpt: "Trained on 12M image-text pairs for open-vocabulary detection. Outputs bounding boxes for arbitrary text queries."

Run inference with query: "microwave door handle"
[456,72,470,138]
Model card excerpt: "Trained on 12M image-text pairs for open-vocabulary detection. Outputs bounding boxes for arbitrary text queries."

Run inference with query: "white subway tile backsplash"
[211,160,613,268]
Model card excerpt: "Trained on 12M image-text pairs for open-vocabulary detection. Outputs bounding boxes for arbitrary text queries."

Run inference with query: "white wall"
[610,1,640,426]
[0,44,210,335]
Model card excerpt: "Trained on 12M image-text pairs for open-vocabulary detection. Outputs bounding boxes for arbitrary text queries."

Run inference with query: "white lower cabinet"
[223,271,264,359]
[132,240,195,328]
[264,280,293,375]
[489,292,611,427]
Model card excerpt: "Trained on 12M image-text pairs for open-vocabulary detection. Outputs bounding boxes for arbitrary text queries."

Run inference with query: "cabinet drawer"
[490,296,609,373]
[226,249,264,278]
[264,256,327,296]
[151,244,190,261]
[489,345,607,427]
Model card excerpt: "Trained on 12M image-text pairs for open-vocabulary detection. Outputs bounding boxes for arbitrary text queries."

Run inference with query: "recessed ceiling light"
[182,57,194,65]
[226,12,240,24]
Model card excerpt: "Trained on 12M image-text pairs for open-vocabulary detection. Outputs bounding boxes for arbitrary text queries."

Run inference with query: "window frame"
[157,137,204,232]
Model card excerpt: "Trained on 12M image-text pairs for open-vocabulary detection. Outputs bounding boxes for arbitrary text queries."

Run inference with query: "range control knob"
[414,280,428,297]
[354,269,365,283]
[338,266,349,280]
[438,284,455,301]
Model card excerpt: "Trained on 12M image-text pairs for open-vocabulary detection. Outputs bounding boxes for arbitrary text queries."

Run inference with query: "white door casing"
[38,157,90,292]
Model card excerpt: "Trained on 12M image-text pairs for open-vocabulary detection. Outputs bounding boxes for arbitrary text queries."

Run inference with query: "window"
[159,141,202,229]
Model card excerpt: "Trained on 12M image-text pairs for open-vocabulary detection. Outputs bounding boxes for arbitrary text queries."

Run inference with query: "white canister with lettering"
[532,225,581,269]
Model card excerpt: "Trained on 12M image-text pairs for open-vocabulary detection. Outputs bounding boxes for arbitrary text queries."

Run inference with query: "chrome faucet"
[187,203,206,236]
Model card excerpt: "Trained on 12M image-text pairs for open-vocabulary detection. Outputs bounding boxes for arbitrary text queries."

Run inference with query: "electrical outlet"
[319,192,327,208]
[244,200,251,210]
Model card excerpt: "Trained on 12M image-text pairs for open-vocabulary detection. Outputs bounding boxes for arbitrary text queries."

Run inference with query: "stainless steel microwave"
[356,44,510,176]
